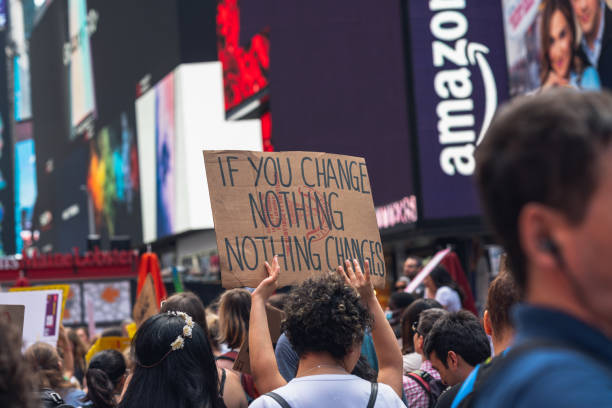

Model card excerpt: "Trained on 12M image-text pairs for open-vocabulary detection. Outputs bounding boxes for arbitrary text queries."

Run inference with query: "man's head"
[413,308,447,356]
[484,269,521,355]
[403,256,422,278]
[475,90,612,334]
[424,311,491,386]
[571,0,603,40]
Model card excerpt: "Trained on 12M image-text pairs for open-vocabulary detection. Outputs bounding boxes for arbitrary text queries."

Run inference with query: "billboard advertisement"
[502,0,612,94]
[28,0,216,251]
[404,0,510,222]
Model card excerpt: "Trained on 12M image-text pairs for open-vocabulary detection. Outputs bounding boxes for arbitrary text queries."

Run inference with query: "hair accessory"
[138,311,195,368]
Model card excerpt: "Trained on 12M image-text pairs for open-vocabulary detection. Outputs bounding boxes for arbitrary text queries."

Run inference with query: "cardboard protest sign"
[0,290,63,349]
[132,274,159,327]
[10,284,70,323]
[233,305,284,374]
[204,151,386,289]
[0,305,25,340]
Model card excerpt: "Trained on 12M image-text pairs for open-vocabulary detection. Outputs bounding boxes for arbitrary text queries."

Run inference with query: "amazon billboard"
[405,0,509,221]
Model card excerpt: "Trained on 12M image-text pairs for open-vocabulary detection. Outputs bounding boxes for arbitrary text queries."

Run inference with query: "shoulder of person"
[473,348,612,407]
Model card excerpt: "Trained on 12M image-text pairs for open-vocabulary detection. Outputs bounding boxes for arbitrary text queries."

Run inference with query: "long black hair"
[85,350,126,408]
[118,313,223,408]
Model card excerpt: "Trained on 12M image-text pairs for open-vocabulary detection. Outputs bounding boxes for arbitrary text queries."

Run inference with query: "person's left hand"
[252,255,280,301]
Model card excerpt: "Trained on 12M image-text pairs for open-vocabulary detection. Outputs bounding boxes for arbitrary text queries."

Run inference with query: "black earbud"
[540,238,561,257]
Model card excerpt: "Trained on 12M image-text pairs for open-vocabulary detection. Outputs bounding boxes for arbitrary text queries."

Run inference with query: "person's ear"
[518,203,566,275]
[483,310,493,336]
[416,334,424,351]
[447,350,458,369]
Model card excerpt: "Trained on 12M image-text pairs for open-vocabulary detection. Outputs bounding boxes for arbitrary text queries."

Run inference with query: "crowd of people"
[1,89,612,407]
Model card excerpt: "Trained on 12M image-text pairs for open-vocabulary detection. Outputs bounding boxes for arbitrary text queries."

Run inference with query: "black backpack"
[406,369,447,408]
[40,389,76,408]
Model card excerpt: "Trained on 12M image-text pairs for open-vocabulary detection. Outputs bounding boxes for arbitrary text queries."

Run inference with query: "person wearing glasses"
[402,309,448,408]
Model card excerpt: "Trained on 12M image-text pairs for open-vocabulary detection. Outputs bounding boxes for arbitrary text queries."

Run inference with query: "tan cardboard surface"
[204,150,386,289]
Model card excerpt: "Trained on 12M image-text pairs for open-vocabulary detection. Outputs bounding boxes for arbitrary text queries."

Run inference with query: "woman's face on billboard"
[548,9,572,79]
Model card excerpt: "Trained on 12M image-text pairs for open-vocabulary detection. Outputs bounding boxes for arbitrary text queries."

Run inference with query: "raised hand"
[337,259,375,302]
[252,255,280,301]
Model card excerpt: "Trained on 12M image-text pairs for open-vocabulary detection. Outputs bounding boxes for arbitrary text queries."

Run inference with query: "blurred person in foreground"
[248,257,405,407]
[435,267,521,408]
[0,319,37,408]
[471,89,612,406]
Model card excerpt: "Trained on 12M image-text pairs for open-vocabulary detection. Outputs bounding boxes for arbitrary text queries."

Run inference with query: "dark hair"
[485,271,521,338]
[429,266,464,302]
[119,313,223,408]
[475,90,612,291]
[0,320,37,408]
[25,342,70,395]
[85,350,126,408]
[424,311,491,368]
[351,355,377,382]
[67,329,87,380]
[539,0,578,83]
[405,256,422,267]
[217,289,251,350]
[416,308,447,338]
[282,275,371,360]
[389,292,415,310]
[161,292,211,343]
[400,298,442,354]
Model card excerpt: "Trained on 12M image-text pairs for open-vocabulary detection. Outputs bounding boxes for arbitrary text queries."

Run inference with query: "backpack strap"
[366,382,378,408]
[219,368,227,397]
[407,371,431,393]
[265,392,292,408]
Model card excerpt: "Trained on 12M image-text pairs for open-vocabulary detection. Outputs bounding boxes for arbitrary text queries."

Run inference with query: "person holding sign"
[248,257,404,408]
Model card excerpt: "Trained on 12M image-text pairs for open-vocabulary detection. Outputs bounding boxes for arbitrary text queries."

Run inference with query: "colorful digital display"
[155,74,175,238]
[502,0,611,94]
[87,110,141,243]
[15,136,38,253]
[216,0,270,112]
[67,0,96,135]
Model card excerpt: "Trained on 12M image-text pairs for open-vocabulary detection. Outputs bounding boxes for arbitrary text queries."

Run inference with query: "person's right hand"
[337,259,376,303]
[252,255,279,301]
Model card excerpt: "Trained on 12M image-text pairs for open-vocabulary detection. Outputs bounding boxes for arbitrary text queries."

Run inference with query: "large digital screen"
[28,0,216,251]
[216,0,270,112]
[404,0,510,222]
[86,108,142,244]
[136,62,263,243]
[67,0,96,136]
[14,123,37,253]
